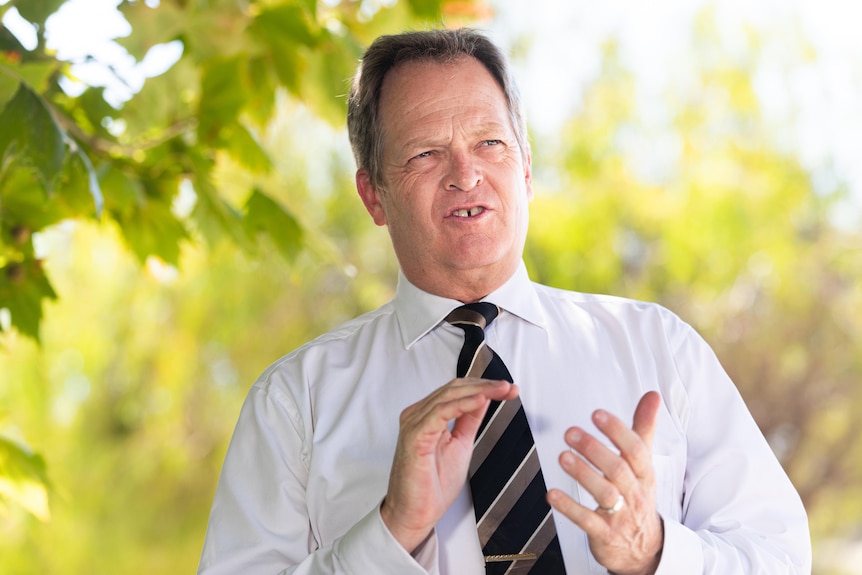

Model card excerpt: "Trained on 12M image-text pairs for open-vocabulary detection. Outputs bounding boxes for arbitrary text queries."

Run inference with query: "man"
[198,29,811,574]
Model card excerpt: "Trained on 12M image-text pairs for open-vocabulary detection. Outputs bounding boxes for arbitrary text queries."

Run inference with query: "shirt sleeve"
[197,383,435,575]
[654,316,812,574]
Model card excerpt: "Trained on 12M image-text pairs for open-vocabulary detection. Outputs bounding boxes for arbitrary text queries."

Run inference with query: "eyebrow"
[400,121,513,151]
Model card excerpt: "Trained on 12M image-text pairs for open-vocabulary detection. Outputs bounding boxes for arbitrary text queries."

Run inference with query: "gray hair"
[347,28,528,191]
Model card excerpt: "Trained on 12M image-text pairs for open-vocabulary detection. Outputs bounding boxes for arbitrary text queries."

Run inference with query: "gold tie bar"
[484,553,537,563]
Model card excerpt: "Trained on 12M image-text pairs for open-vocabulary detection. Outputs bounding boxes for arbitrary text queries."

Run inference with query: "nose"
[445,152,483,192]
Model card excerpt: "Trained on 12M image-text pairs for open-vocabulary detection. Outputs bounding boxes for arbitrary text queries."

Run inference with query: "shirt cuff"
[654,518,704,575]
[334,504,438,575]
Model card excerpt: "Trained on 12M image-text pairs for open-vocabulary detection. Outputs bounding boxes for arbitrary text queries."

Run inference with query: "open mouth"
[451,206,486,218]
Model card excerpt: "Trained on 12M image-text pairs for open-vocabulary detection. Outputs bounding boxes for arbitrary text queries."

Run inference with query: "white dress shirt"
[198,262,811,574]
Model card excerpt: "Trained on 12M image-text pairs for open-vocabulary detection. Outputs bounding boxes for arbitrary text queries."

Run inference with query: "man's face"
[356,57,533,302]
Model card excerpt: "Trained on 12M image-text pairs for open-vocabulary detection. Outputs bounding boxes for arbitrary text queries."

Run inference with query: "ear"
[356,169,387,226]
[524,151,534,201]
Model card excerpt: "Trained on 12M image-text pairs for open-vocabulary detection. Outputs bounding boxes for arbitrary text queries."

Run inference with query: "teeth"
[453,207,485,218]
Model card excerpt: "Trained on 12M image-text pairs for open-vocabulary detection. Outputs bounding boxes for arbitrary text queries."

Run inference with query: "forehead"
[377,57,512,140]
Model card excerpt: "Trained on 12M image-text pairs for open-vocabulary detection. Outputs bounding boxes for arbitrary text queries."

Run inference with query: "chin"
[454,238,521,270]
[449,254,517,279]
[447,250,502,272]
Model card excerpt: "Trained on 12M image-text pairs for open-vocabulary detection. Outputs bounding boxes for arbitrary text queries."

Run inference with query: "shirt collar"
[393,261,548,349]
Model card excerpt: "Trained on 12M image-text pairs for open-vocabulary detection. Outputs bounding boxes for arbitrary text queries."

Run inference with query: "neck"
[404,265,517,303]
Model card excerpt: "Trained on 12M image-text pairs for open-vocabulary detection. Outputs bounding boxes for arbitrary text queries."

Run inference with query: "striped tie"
[446,303,566,575]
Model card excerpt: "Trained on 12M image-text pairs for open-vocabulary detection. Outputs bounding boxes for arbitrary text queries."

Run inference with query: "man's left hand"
[547,391,664,575]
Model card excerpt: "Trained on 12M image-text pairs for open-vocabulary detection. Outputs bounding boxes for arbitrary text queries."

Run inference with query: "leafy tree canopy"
[0,0,484,340]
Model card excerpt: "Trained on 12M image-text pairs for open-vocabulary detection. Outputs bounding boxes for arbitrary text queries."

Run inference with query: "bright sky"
[490,0,862,218]
[3,0,862,213]
[2,0,181,102]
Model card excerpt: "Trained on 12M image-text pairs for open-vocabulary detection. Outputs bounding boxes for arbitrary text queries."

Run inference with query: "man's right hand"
[380,378,519,553]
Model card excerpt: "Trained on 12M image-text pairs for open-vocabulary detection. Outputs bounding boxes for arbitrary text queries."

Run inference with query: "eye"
[410,150,434,162]
[481,139,503,147]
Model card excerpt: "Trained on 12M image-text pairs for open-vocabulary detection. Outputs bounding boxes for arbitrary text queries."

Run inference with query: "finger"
[481,379,520,402]
[632,391,661,450]
[447,381,518,439]
[433,377,517,405]
[558,450,621,511]
[591,398,658,480]
[547,488,608,536]
[406,379,519,440]
[406,379,516,425]
[565,426,638,493]
[433,393,492,425]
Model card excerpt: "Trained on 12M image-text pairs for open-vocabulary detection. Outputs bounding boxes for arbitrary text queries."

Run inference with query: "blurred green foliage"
[1,0,861,573]
[0,0,481,341]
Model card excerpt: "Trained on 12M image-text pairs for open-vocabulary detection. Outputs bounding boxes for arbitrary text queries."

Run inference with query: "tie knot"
[445,302,500,331]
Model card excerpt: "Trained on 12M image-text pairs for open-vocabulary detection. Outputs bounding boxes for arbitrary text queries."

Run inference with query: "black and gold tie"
[446,302,566,575]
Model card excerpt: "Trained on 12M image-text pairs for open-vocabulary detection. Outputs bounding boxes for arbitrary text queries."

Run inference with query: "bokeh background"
[1,0,861,573]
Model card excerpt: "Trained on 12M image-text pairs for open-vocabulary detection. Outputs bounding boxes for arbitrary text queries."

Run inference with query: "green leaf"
[0,165,59,237]
[183,4,250,60]
[243,57,277,126]
[0,435,50,521]
[0,124,103,223]
[250,3,320,49]
[301,32,362,126]
[100,165,145,222]
[76,86,118,140]
[13,0,65,30]
[0,51,59,102]
[0,20,28,52]
[116,1,186,60]
[197,56,247,143]
[190,163,250,251]
[64,144,104,217]
[99,166,186,264]
[268,39,307,96]
[248,2,322,96]
[0,83,66,190]
[221,124,271,173]
[120,54,197,141]
[0,258,57,340]
[406,0,444,20]
[14,60,59,92]
[244,189,303,262]
[0,66,18,112]
[119,197,188,266]
[108,172,188,265]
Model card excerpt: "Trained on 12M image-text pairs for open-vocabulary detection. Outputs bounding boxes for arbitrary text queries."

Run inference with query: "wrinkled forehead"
[380,55,505,104]
[377,57,511,136]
